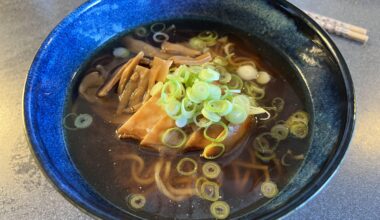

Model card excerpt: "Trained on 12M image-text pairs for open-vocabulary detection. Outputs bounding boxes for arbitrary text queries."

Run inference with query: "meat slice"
[117,95,165,139]
[140,115,176,151]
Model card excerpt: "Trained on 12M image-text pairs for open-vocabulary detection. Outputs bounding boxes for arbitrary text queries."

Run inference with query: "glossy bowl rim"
[23,0,355,219]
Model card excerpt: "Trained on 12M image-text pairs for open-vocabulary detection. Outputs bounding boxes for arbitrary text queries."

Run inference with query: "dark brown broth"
[65,20,309,219]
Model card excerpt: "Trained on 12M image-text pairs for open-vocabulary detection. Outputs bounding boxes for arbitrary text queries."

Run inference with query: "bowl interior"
[24,0,354,219]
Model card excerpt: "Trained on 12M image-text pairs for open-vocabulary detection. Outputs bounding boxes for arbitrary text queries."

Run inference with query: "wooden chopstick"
[305,11,369,44]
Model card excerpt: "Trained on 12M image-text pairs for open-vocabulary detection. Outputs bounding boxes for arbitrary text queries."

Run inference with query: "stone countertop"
[0,0,379,219]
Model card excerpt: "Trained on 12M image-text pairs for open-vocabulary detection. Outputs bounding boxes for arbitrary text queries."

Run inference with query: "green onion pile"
[158,64,267,155]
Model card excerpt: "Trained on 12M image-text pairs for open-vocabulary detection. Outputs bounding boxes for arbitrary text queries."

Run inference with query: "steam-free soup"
[65,20,310,219]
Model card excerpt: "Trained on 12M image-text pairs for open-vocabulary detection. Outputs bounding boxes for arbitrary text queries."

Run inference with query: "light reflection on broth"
[64,20,310,219]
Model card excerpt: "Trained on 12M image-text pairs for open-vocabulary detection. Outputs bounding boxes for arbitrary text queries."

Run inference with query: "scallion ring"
[63,113,78,131]
[181,97,197,119]
[225,104,248,124]
[219,72,232,84]
[205,100,233,116]
[198,31,218,44]
[253,132,279,152]
[189,37,207,50]
[74,114,93,129]
[227,74,243,90]
[271,97,285,112]
[204,122,228,143]
[195,177,208,196]
[261,181,278,198]
[199,68,220,82]
[201,143,225,160]
[153,32,169,43]
[200,180,220,201]
[270,124,289,141]
[161,127,187,149]
[176,157,198,176]
[289,122,308,139]
[201,108,221,123]
[255,150,275,162]
[210,201,230,220]
[194,113,213,128]
[126,194,146,210]
[134,27,148,37]
[150,23,166,33]
[202,162,221,179]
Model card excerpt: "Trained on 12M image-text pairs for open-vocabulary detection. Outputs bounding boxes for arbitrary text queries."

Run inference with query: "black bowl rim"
[23,0,355,219]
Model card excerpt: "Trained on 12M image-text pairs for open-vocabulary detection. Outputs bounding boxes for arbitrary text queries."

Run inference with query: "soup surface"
[64,20,311,219]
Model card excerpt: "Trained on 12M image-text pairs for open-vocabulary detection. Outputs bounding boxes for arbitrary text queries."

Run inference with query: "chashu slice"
[117,95,165,139]
[140,115,176,151]
[184,118,253,152]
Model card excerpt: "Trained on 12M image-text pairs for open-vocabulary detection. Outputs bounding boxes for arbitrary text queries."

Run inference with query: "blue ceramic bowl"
[24,0,355,219]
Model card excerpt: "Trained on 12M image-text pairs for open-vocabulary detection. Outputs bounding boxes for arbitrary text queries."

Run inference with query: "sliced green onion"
[195,177,208,196]
[174,65,190,83]
[74,114,93,129]
[194,113,213,128]
[127,194,146,210]
[270,124,289,141]
[271,97,285,112]
[289,122,308,139]
[261,181,278,198]
[219,72,232,84]
[255,150,275,162]
[204,122,228,143]
[187,81,210,103]
[189,37,207,50]
[202,162,221,179]
[150,81,163,96]
[176,157,198,176]
[287,111,309,124]
[161,79,184,102]
[227,74,243,90]
[188,65,203,74]
[199,68,220,82]
[164,97,181,117]
[253,132,279,152]
[200,180,220,201]
[225,104,248,124]
[161,127,187,149]
[232,95,251,113]
[243,81,265,99]
[207,84,222,100]
[220,85,234,100]
[213,56,228,66]
[186,88,202,103]
[134,27,148,37]
[198,31,218,46]
[205,100,233,116]
[201,143,225,160]
[63,113,78,131]
[201,108,221,123]
[181,97,197,119]
[210,201,230,220]
[184,72,198,88]
[150,23,166,33]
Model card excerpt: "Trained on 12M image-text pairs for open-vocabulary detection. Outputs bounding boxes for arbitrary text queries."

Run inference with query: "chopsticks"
[305,11,369,44]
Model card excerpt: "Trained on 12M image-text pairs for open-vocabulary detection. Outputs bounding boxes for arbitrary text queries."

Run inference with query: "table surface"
[1,0,379,219]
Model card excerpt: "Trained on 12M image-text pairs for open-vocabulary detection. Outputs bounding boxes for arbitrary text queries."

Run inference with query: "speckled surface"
[0,0,379,219]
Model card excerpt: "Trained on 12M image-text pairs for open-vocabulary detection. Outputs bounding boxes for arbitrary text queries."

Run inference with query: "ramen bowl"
[23,0,355,219]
